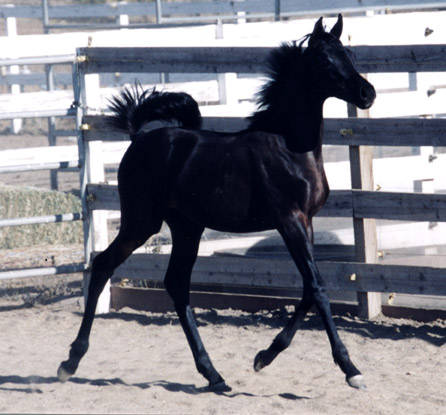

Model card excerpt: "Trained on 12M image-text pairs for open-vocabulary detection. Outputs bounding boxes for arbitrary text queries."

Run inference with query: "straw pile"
[0,184,82,249]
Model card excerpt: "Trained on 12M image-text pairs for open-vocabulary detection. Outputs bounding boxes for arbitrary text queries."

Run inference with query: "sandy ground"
[0,272,445,415]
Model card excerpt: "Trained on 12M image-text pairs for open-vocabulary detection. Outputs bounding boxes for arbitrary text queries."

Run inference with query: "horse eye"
[320,56,334,67]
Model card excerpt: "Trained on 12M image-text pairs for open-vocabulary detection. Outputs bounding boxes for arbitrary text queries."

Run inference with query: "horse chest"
[286,156,329,218]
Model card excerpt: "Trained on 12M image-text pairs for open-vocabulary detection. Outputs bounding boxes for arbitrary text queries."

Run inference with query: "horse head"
[305,14,376,110]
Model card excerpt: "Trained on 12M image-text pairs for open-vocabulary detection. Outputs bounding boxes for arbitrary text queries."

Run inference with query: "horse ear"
[309,17,324,46]
[330,14,343,39]
[312,17,324,38]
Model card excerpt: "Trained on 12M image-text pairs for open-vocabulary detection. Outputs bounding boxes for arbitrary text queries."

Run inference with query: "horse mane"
[248,37,310,132]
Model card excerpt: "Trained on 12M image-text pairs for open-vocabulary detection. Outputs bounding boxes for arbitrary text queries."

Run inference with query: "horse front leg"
[254,212,365,389]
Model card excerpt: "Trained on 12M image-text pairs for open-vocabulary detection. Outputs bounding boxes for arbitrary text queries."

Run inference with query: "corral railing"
[0,0,444,32]
[73,44,446,316]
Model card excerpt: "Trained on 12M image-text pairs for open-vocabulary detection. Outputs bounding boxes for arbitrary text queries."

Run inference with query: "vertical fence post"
[117,1,129,27]
[5,7,22,134]
[215,20,238,106]
[74,53,111,314]
[42,0,58,190]
[274,0,281,21]
[45,63,59,190]
[347,102,381,319]
[155,0,163,24]
[83,73,110,314]
[42,0,50,33]
[73,57,92,307]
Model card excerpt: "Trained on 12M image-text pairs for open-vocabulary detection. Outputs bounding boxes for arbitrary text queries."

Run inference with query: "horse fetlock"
[332,345,351,368]
[195,352,222,384]
[70,339,89,359]
[208,378,232,393]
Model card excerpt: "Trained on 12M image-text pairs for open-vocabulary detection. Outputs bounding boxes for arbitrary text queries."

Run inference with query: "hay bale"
[0,184,83,249]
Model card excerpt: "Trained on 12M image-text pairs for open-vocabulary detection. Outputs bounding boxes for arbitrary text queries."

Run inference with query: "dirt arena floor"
[0,270,445,415]
[0,127,445,414]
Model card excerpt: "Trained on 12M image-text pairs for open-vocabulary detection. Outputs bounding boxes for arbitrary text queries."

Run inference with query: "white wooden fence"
[71,43,446,317]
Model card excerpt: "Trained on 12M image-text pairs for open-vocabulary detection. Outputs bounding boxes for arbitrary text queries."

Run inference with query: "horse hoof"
[253,350,267,372]
[57,364,72,383]
[347,374,366,390]
[209,380,232,393]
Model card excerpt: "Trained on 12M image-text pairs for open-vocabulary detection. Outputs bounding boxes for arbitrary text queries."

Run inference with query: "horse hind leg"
[57,218,161,382]
[164,214,230,392]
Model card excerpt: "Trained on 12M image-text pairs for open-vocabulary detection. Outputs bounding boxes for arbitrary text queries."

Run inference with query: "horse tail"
[107,84,202,141]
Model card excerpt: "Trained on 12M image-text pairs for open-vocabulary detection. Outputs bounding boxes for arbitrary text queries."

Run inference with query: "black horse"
[58,15,376,391]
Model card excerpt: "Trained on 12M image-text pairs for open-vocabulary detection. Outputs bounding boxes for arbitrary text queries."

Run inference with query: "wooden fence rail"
[76,45,446,75]
[2,0,446,31]
[72,44,446,316]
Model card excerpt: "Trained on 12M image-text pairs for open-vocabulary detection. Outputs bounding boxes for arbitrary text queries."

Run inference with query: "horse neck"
[289,94,324,155]
[250,67,325,154]
[253,91,325,155]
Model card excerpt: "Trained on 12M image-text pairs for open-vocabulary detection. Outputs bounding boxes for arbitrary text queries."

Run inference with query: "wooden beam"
[86,183,446,222]
[109,253,446,297]
[83,115,446,148]
[324,118,446,147]
[77,45,446,75]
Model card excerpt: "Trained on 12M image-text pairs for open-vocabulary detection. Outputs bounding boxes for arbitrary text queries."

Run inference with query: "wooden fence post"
[215,20,238,105]
[5,8,22,134]
[76,68,111,314]
[347,102,381,319]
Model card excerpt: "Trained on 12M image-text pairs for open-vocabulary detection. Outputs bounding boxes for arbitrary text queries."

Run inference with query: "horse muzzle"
[356,82,376,110]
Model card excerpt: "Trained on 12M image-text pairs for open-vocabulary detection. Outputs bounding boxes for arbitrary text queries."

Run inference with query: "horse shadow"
[0,374,308,401]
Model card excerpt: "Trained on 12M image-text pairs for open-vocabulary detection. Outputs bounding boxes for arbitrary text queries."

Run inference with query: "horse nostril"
[359,87,368,100]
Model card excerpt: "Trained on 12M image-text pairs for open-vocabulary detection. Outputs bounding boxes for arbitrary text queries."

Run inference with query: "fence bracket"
[340,128,353,136]
[76,55,88,63]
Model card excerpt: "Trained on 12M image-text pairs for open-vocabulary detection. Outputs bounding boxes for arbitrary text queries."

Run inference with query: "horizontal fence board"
[86,184,446,222]
[88,184,120,211]
[109,253,446,296]
[85,184,354,215]
[77,47,269,74]
[354,191,446,222]
[324,117,446,147]
[83,115,446,147]
[77,45,446,75]
[4,1,446,20]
